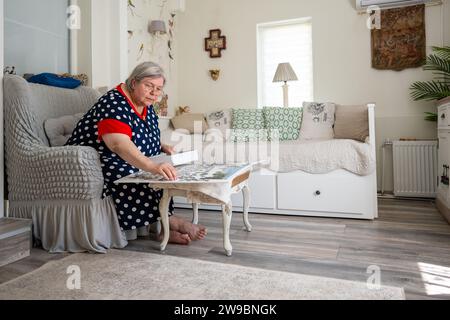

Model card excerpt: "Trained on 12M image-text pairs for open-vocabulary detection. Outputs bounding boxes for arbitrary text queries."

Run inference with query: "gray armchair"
[3,75,127,253]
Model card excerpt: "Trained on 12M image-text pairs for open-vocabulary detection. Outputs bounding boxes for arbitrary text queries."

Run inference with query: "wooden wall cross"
[205,29,227,58]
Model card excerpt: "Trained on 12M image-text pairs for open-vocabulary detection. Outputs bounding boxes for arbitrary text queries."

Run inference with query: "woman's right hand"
[149,163,178,181]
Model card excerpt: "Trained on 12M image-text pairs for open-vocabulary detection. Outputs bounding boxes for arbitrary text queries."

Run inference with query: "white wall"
[71,0,92,86]
[445,0,450,45]
[91,0,128,90]
[177,0,446,192]
[72,0,128,91]
[110,0,128,87]
[0,0,4,218]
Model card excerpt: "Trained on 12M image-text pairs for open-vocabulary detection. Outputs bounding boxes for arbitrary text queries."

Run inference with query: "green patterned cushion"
[230,108,267,142]
[263,107,303,141]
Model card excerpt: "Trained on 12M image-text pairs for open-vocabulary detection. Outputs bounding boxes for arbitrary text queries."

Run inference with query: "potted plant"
[410,46,450,121]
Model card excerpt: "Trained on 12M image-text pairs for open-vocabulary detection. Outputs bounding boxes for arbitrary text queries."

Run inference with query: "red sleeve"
[98,119,132,141]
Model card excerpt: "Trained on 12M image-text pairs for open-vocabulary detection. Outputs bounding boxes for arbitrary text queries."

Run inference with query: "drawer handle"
[442,113,446,119]
[315,190,321,196]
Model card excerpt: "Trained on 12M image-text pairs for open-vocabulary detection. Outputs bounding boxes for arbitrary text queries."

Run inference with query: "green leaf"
[410,81,450,101]
[410,46,450,115]
[424,112,438,122]
[431,46,450,60]
[424,55,450,76]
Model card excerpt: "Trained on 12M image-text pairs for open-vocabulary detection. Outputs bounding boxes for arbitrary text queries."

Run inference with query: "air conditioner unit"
[356,0,433,11]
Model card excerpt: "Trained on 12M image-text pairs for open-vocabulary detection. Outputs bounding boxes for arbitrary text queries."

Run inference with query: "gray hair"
[125,61,166,91]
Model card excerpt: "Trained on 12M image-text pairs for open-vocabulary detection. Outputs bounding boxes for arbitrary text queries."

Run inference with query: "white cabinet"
[438,105,450,129]
[436,98,450,223]
[277,170,372,215]
[438,131,450,188]
[173,168,378,220]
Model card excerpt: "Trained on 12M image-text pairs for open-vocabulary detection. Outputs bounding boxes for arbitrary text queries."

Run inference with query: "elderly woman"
[66,62,207,244]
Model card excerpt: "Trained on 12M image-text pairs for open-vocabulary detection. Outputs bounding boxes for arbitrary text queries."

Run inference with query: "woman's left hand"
[162,144,176,155]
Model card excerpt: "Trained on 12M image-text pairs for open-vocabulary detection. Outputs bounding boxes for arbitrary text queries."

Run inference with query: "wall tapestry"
[371,4,426,71]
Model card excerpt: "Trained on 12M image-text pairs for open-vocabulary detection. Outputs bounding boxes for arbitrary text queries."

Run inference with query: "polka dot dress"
[65,84,174,231]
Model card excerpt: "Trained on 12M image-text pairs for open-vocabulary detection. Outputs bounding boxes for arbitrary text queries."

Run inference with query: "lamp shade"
[273,63,298,83]
[148,20,167,34]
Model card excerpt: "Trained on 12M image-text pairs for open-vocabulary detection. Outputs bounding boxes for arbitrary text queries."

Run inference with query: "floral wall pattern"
[127,0,179,115]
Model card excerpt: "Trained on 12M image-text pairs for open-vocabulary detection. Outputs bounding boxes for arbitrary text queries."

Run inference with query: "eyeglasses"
[143,83,164,95]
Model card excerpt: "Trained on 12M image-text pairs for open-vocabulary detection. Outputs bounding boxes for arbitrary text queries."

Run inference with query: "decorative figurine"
[3,66,16,75]
[158,94,169,117]
[209,69,220,81]
[176,106,191,116]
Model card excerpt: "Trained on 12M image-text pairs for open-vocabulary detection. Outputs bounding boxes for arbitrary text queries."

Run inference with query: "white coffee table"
[115,164,253,256]
[158,169,252,256]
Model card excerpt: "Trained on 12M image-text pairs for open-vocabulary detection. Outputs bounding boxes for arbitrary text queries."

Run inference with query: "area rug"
[0,249,405,300]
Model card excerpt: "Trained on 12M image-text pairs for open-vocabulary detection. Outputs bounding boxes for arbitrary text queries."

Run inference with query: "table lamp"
[273,63,298,107]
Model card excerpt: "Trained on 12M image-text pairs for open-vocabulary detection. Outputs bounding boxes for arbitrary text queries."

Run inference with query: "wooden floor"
[1,198,450,300]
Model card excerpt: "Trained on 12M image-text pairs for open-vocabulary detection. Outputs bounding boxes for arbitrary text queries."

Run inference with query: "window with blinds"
[257,18,314,108]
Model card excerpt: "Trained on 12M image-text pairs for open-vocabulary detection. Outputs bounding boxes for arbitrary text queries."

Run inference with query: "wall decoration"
[159,94,169,117]
[127,0,139,17]
[209,69,220,81]
[154,94,169,117]
[167,13,176,60]
[128,0,179,65]
[205,29,227,58]
[176,106,191,116]
[371,5,426,71]
[137,43,145,61]
[127,0,178,115]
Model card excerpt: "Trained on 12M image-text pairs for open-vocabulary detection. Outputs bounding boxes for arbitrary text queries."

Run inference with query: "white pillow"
[204,109,232,141]
[160,128,205,153]
[44,113,84,147]
[299,102,336,140]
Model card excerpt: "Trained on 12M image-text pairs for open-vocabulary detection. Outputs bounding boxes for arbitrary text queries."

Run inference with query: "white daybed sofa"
[160,104,378,220]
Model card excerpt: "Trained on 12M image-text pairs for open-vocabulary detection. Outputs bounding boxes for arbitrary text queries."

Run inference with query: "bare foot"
[180,221,207,241]
[169,216,208,241]
[157,230,191,245]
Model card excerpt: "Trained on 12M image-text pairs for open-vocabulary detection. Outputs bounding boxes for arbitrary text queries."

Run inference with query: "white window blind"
[257,18,314,108]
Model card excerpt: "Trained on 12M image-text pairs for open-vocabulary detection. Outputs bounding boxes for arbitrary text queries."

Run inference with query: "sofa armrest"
[8,145,104,201]
[367,104,376,145]
[367,103,376,156]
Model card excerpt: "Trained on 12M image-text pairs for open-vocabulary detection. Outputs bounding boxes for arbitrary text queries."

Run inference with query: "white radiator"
[393,140,438,198]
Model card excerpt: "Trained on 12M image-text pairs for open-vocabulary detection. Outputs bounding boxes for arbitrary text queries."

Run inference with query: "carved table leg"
[159,189,171,252]
[242,185,252,232]
[192,203,199,225]
[222,202,233,256]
